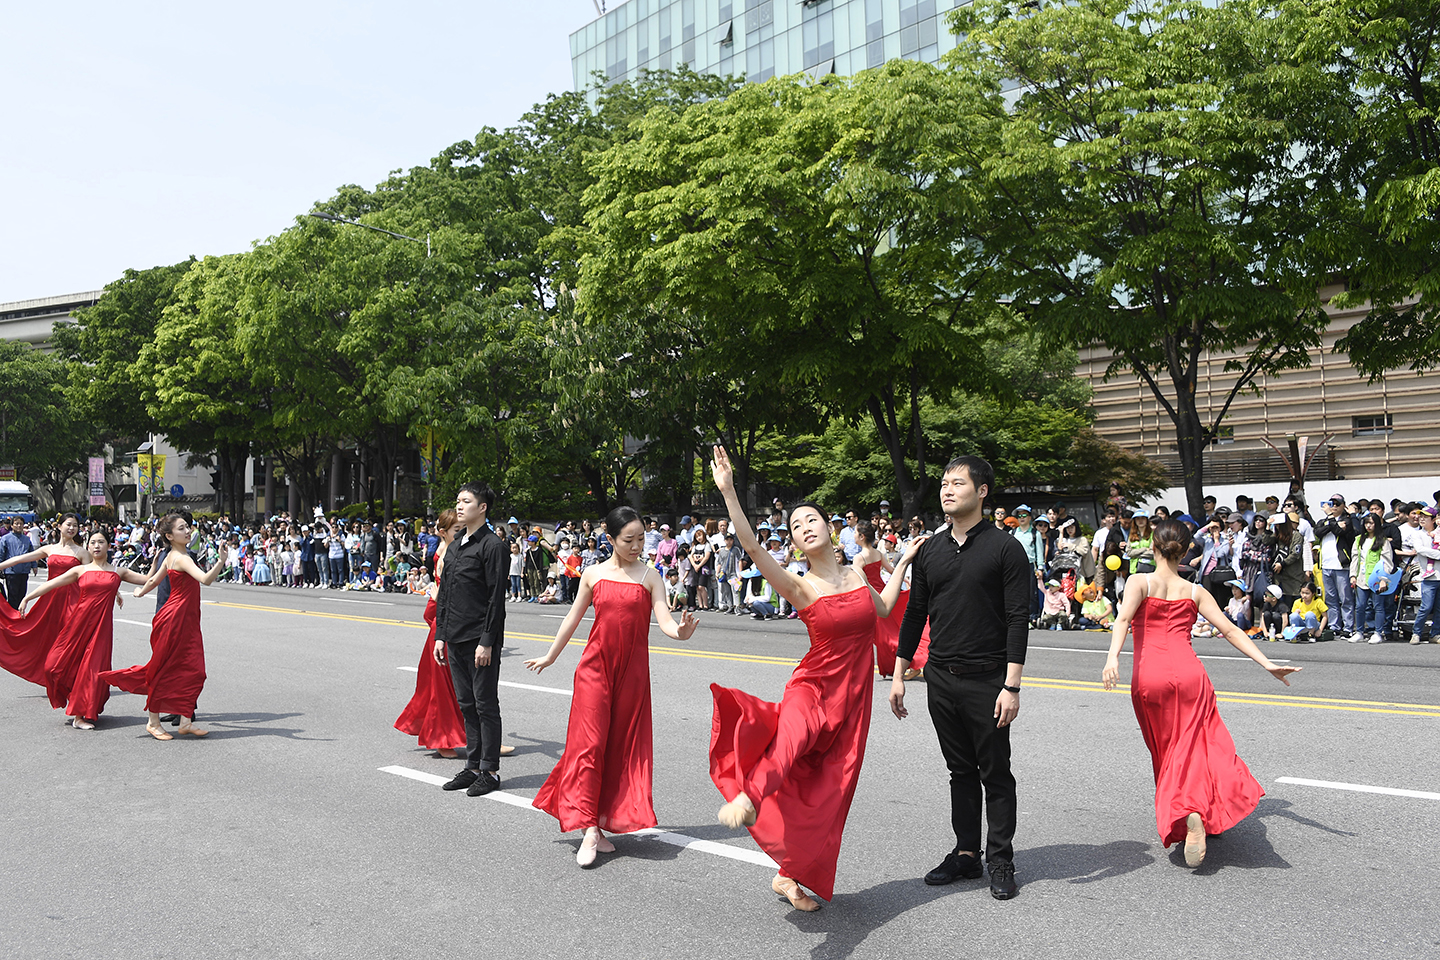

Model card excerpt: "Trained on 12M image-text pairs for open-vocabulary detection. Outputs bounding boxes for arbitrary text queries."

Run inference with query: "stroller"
[1392,562,1423,637]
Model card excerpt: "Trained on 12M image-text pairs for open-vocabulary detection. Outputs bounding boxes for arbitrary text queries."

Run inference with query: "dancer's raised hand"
[524,653,556,674]
[676,609,699,641]
[711,445,734,494]
[1266,664,1302,686]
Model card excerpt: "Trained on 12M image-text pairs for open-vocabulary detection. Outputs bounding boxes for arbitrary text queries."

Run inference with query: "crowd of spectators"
[6,484,1437,647]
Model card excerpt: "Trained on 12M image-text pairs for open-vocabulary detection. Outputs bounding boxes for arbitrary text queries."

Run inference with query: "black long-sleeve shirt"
[436,524,508,649]
[898,519,1031,669]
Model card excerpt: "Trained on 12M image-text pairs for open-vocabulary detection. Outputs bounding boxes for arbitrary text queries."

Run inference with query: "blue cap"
[831,515,844,522]
[1175,513,1196,525]
[681,515,692,523]
[1224,578,1247,590]
[508,516,519,524]
[1131,508,1150,519]
[1014,504,1032,514]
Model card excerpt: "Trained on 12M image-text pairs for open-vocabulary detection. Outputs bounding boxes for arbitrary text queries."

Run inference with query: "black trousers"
[446,640,502,772]
[4,574,27,610]
[925,664,1017,864]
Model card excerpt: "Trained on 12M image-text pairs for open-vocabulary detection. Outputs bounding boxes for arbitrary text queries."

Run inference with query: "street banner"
[136,454,167,495]
[0,466,15,481]
[88,457,106,506]
[420,428,445,483]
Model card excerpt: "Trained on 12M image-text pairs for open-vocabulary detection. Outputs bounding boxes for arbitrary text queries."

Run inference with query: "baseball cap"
[508,516,519,524]
[1266,584,1283,599]
[1131,508,1149,519]
[1034,516,1050,526]
[766,533,782,543]
[1228,514,1246,525]
[1224,578,1247,589]
[831,515,844,522]
[879,500,890,507]
[660,524,670,530]
[527,534,539,542]
[1327,495,1345,506]
[1014,504,1032,514]
[1175,513,1196,525]
[681,515,692,523]
[1045,578,1060,587]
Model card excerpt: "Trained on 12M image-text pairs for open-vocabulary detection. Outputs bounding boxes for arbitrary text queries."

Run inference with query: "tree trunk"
[865,392,922,520]
[264,457,276,518]
[1173,402,1207,519]
[580,464,609,518]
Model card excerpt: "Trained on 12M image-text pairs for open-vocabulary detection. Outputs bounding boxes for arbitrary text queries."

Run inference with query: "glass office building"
[569,0,967,92]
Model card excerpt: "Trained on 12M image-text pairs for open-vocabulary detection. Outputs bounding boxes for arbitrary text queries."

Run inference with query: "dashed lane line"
[377,765,777,868]
[1276,777,1440,801]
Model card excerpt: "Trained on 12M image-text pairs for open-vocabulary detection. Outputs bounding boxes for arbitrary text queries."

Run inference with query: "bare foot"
[146,724,173,741]
[772,874,820,912]
[718,792,757,829]
[1184,812,1206,867]
[175,724,209,737]
[72,718,95,731]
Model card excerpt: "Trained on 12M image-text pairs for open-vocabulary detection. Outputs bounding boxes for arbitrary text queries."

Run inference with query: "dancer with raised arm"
[852,521,907,680]
[0,513,87,688]
[709,446,923,911]
[395,509,466,759]
[27,531,151,729]
[526,506,698,868]
[1103,518,1300,867]
[101,513,228,741]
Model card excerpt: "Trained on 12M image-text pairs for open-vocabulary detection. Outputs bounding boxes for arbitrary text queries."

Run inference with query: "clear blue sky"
[1,1,593,302]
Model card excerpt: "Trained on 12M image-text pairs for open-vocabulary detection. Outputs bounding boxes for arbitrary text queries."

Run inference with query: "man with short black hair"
[436,481,509,797]
[890,455,1030,901]
[0,517,35,609]
[1315,495,1357,638]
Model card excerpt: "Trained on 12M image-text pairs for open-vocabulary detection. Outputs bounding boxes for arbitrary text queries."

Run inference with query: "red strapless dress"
[394,587,466,750]
[534,578,657,834]
[44,569,120,719]
[0,553,82,686]
[1131,594,1264,846]
[709,586,877,901]
[101,570,206,717]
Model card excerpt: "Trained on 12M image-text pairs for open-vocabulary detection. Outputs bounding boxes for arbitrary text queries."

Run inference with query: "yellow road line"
[209,599,1440,717]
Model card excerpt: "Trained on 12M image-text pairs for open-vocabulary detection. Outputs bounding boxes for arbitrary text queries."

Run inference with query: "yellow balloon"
[1105,555,1122,571]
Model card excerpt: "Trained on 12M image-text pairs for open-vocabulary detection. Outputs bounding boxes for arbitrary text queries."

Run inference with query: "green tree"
[0,342,100,511]
[573,60,1007,518]
[1272,0,1440,375]
[954,0,1336,516]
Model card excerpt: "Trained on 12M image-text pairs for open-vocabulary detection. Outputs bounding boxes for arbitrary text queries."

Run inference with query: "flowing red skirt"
[709,587,876,901]
[394,598,466,750]
[1131,596,1264,846]
[0,555,81,686]
[534,579,657,834]
[44,570,119,719]
[101,570,206,717]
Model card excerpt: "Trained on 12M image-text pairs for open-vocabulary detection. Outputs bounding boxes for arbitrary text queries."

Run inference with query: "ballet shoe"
[772,874,820,912]
[72,718,96,730]
[500,744,515,756]
[175,725,209,737]
[1183,813,1206,867]
[718,793,757,829]
[146,725,174,741]
[576,834,600,868]
[594,834,616,854]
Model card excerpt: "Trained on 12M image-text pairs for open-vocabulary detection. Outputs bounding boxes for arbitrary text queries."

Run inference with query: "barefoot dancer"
[101,513,227,740]
[0,513,87,688]
[526,506,698,867]
[27,531,151,729]
[1104,518,1299,867]
[395,509,466,759]
[708,446,922,911]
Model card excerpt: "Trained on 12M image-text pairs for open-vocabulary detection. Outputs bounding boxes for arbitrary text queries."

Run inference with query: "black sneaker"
[989,860,1018,900]
[924,851,983,885]
[466,771,501,797]
[442,769,479,792]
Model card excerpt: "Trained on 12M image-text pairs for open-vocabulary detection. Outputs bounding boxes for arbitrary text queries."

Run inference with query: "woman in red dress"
[709,446,924,911]
[1104,518,1299,867]
[852,520,906,679]
[395,509,467,758]
[0,513,87,688]
[25,530,151,729]
[526,505,698,868]
[101,513,227,741]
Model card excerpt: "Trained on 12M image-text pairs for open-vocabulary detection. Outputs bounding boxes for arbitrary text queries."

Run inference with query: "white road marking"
[1030,644,1289,663]
[397,666,419,673]
[315,596,396,606]
[115,619,152,627]
[378,765,776,867]
[1276,777,1440,801]
[499,680,572,697]
[541,614,595,622]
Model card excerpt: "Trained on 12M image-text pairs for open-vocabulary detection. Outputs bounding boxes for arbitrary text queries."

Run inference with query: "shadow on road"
[187,711,332,742]
[1019,838,1156,884]
[780,876,975,960]
[1177,796,1350,874]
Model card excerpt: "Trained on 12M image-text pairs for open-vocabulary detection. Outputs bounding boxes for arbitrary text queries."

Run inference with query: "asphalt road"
[2,580,1438,960]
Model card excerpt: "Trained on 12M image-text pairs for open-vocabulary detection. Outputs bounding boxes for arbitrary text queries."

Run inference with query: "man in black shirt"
[890,455,1030,900]
[436,481,509,797]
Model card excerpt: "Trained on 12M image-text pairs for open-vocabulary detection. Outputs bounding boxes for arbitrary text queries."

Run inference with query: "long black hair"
[604,505,642,538]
